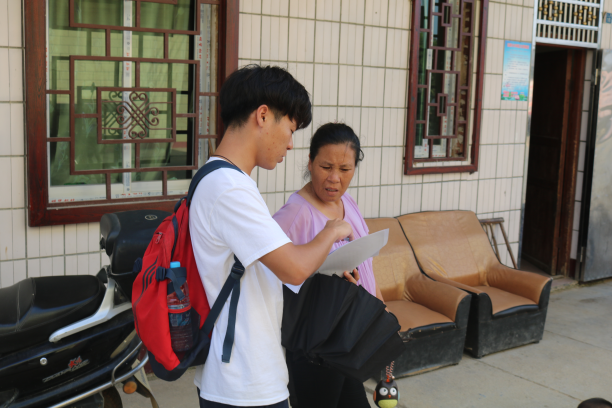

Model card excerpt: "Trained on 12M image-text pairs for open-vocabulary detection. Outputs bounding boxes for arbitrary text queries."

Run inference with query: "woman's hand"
[343,268,360,285]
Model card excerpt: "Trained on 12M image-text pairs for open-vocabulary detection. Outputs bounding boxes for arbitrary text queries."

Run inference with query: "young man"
[189,65,355,407]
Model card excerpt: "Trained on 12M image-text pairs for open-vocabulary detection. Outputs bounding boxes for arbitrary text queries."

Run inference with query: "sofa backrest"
[397,211,497,287]
[365,217,422,302]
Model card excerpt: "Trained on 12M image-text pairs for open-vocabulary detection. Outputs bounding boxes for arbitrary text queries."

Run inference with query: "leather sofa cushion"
[386,300,453,332]
[365,218,422,301]
[473,286,537,315]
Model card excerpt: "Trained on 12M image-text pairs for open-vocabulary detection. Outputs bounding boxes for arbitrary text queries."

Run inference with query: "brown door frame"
[557,48,586,277]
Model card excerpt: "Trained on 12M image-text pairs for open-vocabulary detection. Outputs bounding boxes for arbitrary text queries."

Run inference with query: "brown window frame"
[25,0,239,227]
[404,0,489,175]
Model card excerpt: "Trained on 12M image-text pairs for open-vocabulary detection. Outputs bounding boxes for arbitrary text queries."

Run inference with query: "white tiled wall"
[0,0,555,287]
[0,0,108,288]
[239,0,535,268]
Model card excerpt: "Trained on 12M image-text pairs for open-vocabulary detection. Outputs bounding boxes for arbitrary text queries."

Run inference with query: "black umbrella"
[282,274,406,382]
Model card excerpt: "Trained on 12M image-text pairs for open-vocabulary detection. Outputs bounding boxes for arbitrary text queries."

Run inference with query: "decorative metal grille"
[535,0,602,48]
[411,0,475,161]
[45,0,220,205]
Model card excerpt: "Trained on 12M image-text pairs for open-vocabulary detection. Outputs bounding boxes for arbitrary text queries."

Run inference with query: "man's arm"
[260,219,353,286]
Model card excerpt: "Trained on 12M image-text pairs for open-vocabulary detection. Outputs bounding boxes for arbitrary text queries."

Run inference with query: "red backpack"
[132,160,244,381]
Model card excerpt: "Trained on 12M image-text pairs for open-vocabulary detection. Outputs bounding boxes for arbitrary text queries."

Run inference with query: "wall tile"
[0,49,9,101]
[380,147,403,185]
[76,223,89,253]
[65,224,77,254]
[360,186,381,217]
[77,254,89,275]
[361,67,385,107]
[384,69,407,108]
[316,0,341,21]
[338,65,363,106]
[66,255,78,275]
[401,183,422,214]
[421,183,442,211]
[499,111,516,144]
[578,141,586,172]
[387,0,410,29]
[11,157,24,208]
[0,104,9,155]
[521,7,534,43]
[570,230,579,259]
[382,108,405,146]
[341,0,365,24]
[477,179,496,213]
[14,259,25,283]
[485,38,503,75]
[479,145,498,179]
[441,181,461,211]
[10,103,24,155]
[575,171,584,201]
[0,158,11,208]
[288,0,314,18]
[240,0,262,13]
[289,18,315,62]
[513,144,525,177]
[496,145,514,179]
[480,110,500,145]
[311,106,337,129]
[0,0,8,47]
[508,209,521,242]
[28,258,40,278]
[51,225,63,256]
[52,256,64,276]
[379,185,401,217]
[494,177,512,212]
[339,24,364,65]
[1,261,13,288]
[357,147,382,186]
[337,107,361,132]
[261,17,289,61]
[313,64,339,105]
[285,149,308,191]
[89,253,100,275]
[504,6,522,41]
[315,21,340,63]
[365,0,388,27]
[363,27,386,67]
[12,209,25,259]
[488,2,506,39]
[287,62,314,96]
[515,110,527,143]
[9,48,23,102]
[27,222,39,258]
[385,29,409,69]
[360,107,384,146]
[39,226,53,257]
[483,74,502,110]
[573,201,581,231]
[510,177,523,210]
[7,0,21,47]
[0,210,12,261]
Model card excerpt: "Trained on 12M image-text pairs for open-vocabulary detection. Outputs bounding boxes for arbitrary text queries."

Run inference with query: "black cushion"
[0,276,105,354]
[405,322,457,340]
[100,210,170,275]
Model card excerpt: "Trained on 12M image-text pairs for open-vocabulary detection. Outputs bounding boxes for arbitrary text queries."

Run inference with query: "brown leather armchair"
[397,210,552,358]
[365,218,471,377]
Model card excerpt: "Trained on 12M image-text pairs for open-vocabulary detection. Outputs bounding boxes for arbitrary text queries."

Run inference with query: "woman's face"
[308,143,357,203]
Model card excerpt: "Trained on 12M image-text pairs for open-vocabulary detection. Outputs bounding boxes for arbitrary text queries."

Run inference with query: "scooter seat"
[0,276,105,355]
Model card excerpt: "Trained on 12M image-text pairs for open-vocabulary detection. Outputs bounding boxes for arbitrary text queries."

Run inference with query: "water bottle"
[167,261,193,353]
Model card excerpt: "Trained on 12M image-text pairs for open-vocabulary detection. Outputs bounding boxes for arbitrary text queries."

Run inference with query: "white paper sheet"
[284,229,389,294]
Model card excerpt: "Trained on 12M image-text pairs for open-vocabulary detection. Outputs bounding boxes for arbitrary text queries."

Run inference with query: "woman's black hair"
[220,64,312,130]
[304,123,364,179]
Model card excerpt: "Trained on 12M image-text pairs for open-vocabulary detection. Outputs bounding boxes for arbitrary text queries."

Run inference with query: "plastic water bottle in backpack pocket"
[167,261,193,354]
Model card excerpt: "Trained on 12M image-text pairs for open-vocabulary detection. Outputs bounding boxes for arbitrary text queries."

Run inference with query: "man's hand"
[323,219,355,242]
[343,268,360,285]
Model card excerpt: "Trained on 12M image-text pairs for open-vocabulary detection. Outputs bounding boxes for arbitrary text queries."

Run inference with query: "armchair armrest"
[486,265,552,305]
[424,272,484,296]
[404,273,471,322]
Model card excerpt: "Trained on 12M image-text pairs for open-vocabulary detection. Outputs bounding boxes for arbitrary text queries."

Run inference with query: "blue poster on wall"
[501,41,532,101]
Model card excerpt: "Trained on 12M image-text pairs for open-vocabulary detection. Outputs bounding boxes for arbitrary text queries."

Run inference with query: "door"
[578,49,612,282]
[522,49,572,274]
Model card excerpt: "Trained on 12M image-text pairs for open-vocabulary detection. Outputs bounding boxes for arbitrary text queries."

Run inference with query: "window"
[404,0,488,175]
[25,0,238,226]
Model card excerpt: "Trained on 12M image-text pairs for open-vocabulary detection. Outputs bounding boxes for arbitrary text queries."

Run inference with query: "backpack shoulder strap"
[186,160,243,208]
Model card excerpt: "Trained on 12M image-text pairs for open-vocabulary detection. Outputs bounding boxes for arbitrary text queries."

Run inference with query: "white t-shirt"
[189,158,292,406]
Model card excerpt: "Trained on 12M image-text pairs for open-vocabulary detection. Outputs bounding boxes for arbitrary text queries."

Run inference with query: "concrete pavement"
[121,280,612,408]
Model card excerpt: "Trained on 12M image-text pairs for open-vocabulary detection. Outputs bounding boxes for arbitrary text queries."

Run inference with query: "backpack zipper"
[155,232,163,244]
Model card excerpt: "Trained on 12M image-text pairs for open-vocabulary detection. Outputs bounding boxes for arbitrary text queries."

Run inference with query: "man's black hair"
[220,65,312,130]
[579,399,612,408]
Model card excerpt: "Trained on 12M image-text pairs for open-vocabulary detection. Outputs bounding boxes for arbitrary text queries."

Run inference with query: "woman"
[273,123,384,408]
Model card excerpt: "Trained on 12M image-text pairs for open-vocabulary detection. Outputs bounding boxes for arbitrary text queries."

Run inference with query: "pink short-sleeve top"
[272,191,377,297]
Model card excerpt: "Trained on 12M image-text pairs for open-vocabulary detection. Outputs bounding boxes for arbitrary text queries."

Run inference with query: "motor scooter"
[0,210,170,408]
